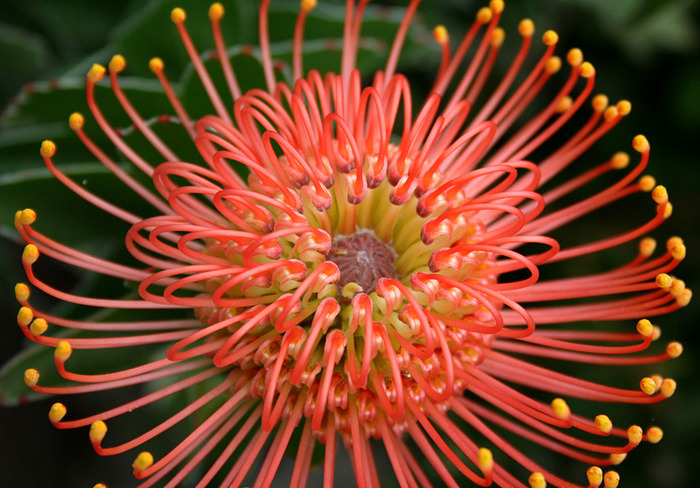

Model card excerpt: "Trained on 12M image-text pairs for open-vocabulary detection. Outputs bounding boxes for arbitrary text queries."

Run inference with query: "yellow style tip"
[17,306,33,327]
[579,61,595,78]
[603,106,619,122]
[627,425,643,445]
[93,484,108,488]
[603,471,620,488]
[666,341,683,358]
[556,96,573,114]
[15,282,30,303]
[652,185,668,205]
[640,377,657,395]
[632,134,650,152]
[663,201,673,219]
[666,236,686,259]
[24,368,40,388]
[69,112,84,131]
[433,25,449,45]
[149,57,164,73]
[30,318,48,337]
[476,7,493,24]
[89,420,108,445]
[639,237,657,257]
[23,244,39,265]
[609,151,629,170]
[477,447,494,473]
[542,30,558,46]
[670,278,686,296]
[491,27,506,47]
[209,2,225,20]
[655,273,672,289]
[567,48,583,67]
[551,397,571,420]
[666,236,684,251]
[87,64,106,84]
[587,466,603,487]
[636,319,653,338]
[616,100,632,115]
[518,19,535,37]
[646,426,663,443]
[54,340,72,363]
[40,140,56,158]
[660,378,676,398]
[529,472,547,488]
[133,451,154,474]
[592,94,609,112]
[676,288,692,306]
[300,0,317,11]
[18,209,37,229]
[609,453,626,465]
[595,414,613,434]
[49,402,67,423]
[17,208,37,227]
[171,7,186,23]
[545,56,562,74]
[109,54,126,74]
[489,0,505,14]
[669,243,686,261]
[638,175,656,192]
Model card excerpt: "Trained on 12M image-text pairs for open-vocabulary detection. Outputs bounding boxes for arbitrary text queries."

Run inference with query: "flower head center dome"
[327,231,396,294]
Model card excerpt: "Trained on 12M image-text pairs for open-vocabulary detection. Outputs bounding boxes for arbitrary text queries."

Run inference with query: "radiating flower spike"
[171,7,232,123]
[433,25,451,82]
[108,54,180,162]
[8,1,689,487]
[293,0,318,82]
[149,56,197,138]
[209,2,242,100]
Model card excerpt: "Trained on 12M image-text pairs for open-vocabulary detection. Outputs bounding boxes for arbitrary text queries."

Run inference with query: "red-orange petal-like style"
[12,1,688,487]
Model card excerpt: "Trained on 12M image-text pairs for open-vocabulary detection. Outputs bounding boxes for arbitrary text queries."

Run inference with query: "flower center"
[327,231,396,294]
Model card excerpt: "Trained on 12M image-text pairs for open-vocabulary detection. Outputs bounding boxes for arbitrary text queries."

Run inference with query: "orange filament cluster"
[12,1,688,487]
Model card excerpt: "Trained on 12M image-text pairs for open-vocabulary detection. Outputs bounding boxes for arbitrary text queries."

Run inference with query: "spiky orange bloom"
[13,1,689,487]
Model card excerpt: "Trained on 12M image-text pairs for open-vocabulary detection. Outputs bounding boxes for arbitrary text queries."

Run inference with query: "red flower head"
[11,1,689,487]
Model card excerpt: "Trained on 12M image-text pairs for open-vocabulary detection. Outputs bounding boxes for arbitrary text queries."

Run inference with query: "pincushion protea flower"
[9,0,690,486]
